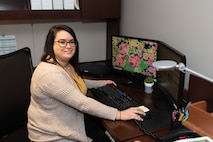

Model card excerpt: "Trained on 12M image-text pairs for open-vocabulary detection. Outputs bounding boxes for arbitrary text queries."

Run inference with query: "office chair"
[0,47,34,142]
[187,74,213,112]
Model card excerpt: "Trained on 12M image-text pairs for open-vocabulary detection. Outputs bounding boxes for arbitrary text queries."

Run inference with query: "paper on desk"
[174,136,213,142]
[138,105,150,112]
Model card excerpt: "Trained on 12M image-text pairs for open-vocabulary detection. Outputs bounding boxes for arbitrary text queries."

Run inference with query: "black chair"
[0,47,34,142]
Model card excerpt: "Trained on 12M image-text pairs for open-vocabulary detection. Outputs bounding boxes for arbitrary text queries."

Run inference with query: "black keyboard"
[91,84,140,110]
[91,84,171,132]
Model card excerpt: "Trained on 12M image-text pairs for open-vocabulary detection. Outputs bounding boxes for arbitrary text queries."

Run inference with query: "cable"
[134,120,163,142]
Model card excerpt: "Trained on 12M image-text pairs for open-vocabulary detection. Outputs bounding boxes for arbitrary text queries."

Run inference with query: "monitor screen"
[111,35,158,88]
[156,41,186,110]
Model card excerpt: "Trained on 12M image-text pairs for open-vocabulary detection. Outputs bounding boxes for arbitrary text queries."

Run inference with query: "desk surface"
[84,72,171,142]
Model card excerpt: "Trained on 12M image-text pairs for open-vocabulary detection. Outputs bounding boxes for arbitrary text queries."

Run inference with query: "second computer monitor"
[156,41,186,110]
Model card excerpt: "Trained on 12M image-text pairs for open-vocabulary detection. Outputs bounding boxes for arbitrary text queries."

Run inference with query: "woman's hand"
[116,107,146,121]
[104,80,117,86]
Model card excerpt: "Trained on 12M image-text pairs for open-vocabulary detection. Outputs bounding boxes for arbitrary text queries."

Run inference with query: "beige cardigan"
[27,62,117,142]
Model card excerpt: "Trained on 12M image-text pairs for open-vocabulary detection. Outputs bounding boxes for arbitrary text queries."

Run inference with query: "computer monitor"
[155,41,186,111]
[111,35,158,88]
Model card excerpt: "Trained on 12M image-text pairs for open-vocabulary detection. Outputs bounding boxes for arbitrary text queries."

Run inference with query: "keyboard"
[91,84,140,110]
[91,84,171,132]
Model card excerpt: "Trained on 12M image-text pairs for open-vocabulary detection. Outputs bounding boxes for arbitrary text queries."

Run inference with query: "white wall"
[121,0,213,88]
[0,22,106,66]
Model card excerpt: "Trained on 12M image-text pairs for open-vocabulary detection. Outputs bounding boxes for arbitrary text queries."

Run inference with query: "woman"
[27,25,145,142]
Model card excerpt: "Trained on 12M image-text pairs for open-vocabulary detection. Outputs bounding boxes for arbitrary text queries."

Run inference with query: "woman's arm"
[84,79,117,89]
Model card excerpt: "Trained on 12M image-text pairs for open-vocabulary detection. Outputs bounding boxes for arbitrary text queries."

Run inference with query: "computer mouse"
[140,113,152,120]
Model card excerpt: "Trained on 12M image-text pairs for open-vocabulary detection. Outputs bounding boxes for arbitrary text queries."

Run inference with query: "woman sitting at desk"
[27,25,145,142]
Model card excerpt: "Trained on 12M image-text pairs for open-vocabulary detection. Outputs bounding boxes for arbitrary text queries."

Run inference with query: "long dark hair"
[41,25,80,73]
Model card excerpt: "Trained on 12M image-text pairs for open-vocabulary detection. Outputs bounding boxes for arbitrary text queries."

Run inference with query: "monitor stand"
[119,77,144,89]
[154,98,175,112]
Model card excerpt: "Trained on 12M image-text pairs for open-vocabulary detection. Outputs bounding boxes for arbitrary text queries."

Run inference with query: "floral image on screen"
[112,36,158,78]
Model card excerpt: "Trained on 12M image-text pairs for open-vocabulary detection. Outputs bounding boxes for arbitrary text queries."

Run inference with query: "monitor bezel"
[111,34,159,80]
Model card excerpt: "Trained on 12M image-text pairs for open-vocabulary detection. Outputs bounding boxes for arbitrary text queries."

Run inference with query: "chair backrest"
[187,74,213,112]
[0,47,34,138]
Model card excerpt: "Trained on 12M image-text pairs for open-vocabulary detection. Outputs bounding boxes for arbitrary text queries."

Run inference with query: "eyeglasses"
[55,39,77,48]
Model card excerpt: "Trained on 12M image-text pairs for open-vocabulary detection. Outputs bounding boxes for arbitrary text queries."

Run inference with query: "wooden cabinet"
[81,0,120,19]
[0,0,120,60]
[0,0,120,21]
[0,10,81,22]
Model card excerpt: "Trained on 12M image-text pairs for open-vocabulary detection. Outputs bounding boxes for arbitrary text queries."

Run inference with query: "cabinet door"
[0,0,29,10]
[81,0,120,19]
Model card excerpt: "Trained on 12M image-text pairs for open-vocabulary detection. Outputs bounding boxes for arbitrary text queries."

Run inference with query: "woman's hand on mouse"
[104,80,117,86]
[116,107,145,121]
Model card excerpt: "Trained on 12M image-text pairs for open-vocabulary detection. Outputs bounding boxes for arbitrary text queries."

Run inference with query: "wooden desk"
[84,72,171,142]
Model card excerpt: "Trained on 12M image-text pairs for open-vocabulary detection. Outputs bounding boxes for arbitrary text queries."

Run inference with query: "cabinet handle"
[74,0,80,10]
